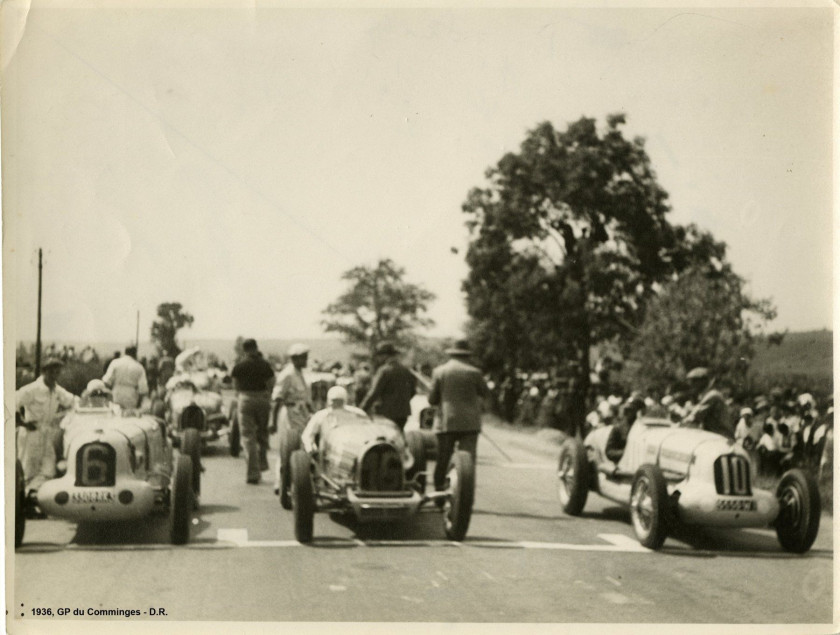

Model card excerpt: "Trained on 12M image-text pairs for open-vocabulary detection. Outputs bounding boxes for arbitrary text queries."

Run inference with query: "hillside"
[748,329,833,392]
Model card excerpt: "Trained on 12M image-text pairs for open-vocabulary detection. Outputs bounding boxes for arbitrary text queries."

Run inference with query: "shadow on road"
[472,508,567,522]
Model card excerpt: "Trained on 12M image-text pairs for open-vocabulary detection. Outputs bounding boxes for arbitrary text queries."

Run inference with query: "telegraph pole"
[35,248,43,375]
[135,310,140,351]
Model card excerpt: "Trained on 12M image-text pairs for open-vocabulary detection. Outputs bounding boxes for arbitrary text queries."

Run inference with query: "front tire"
[443,451,475,541]
[290,450,314,543]
[775,468,820,553]
[279,426,301,510]
[629,464,669,550]
[15,460,25,549]
[169,455,194,545]
[229,410,241,458]
[405,430,427,492]
[556,437,589,515]
[182,428,202,501]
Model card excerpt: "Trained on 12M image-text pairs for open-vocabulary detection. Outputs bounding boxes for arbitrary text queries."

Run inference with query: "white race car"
[556,417,821,552]
[17,403,200,547]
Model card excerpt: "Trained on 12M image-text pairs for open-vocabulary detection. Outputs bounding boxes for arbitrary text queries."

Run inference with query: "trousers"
[238,393,271,482]
[434,431,479,491]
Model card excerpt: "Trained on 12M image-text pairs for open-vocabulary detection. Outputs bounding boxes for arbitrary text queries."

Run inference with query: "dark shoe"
[273,487,280,496]
[246,477,260,485]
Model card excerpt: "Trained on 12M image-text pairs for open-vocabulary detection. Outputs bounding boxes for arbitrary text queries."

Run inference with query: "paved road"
[11,423,834,626]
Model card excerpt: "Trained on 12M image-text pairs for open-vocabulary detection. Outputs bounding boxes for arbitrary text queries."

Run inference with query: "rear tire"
[169,455,193,545]
[405,430,427,492]
[775,468,820,553]
[182,428,202,501]
[630,464,669,550]
[290,450,314,543]
[229,410,241,458]
[443,451,475,541]
[279,426,301,510]
[15,460,25,549]
[556,437,589,515]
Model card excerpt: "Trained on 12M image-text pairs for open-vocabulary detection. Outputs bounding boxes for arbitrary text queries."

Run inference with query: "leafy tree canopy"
[150,302,194,358]
[462,114,753,429]
[627,264,776,394]
[322,259,435,358]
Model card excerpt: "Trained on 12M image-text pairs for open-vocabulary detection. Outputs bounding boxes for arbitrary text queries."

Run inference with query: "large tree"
[150,302,194,357]
[462,114,718,429]
[322,259,436,358]
[627,262,776,396]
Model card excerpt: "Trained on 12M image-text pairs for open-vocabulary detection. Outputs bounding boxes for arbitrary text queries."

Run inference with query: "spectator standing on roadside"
[272,344,314,495]
[428,339,488,493]
[231,339,275,484]
[360,342,416,430]
[103,346,149,410]
[734,408,756,450]
[16,358,77,495]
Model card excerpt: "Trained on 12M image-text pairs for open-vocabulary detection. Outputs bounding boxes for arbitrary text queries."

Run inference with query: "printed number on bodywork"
[715,498,756,512]
[71,491,114,503]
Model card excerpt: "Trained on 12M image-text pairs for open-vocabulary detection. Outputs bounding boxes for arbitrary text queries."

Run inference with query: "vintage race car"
[283,412,475,543]
[161,372,229,450]
[556,417,821,552]
[15,403,200,548]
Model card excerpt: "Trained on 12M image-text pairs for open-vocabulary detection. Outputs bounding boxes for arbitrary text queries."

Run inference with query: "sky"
[2,3,834,347]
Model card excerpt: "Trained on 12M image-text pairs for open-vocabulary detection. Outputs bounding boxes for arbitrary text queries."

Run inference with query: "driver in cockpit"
[80,379,113,408]
[301,386,369,456]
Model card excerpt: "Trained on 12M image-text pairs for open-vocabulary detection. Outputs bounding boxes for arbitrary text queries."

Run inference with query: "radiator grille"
[713,454,752,496]
[75,443,116,487]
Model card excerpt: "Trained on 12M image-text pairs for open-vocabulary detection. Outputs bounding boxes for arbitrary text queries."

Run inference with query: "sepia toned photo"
[2,2,834,632]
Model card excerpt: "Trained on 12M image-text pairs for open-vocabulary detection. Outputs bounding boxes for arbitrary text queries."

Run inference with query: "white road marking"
[329,585,347,592]
[436,570,449,581]
[216,528,249,546]
[606,576,622,587]
[482,461,555,470]
[482,570,497,581]
[35,531,651,553]
[601,592,630,605]
[431,580,440,588]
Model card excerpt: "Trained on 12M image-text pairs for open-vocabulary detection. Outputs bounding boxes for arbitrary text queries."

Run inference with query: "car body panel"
[585,417,780,528]
[37,406,173,522]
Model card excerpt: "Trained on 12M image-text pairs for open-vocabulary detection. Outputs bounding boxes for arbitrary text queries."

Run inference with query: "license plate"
[716,498,756,512]
[71,490,114,504]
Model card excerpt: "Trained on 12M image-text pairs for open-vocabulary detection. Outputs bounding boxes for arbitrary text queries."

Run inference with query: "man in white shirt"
[103,346,149,410]
[16,358,77,493]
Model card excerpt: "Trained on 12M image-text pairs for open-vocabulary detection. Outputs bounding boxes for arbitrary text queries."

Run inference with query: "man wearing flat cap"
[681,367,732,438]
[272,343,315,495]
[428,339,488,492]
[231,339,275,484]
[15,358,77,494]
[360,342,416,430]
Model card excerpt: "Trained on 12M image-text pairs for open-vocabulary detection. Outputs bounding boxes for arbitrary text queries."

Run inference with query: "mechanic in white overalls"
[15,358,77,496]
[103,345,149,410]
[272,343,314,494]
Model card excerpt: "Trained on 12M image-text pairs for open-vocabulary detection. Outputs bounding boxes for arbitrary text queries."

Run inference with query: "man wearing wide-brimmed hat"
[428,339,488,492]
[360,342,416,430]
[15,357,77,494]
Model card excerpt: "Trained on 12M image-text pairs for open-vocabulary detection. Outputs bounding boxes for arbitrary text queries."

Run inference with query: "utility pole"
[35,248,43,376]
[135,310,140,351]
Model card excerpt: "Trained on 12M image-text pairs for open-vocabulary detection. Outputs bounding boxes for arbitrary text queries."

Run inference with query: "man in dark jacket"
[231,339,275,484]
[428,340,488,491]
[360,342,416,430]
